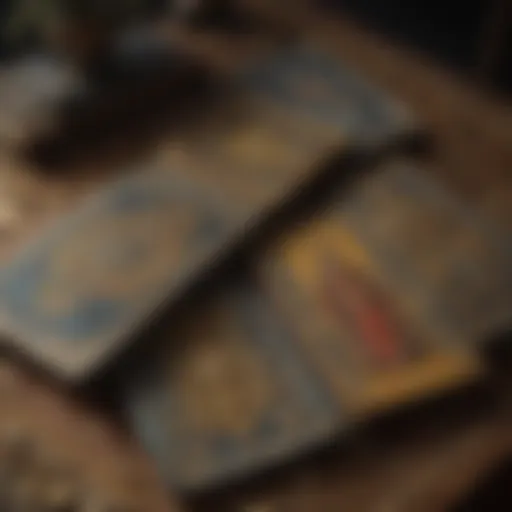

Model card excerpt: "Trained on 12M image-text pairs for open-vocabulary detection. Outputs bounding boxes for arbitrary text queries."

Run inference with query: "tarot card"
[0,166,243,381]
[259,214,483,418]
[158,41,420,222]
[125,282,339,491]
[339,160,512,348]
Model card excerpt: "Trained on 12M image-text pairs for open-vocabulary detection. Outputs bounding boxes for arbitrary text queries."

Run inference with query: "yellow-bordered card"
[260,214,483,418]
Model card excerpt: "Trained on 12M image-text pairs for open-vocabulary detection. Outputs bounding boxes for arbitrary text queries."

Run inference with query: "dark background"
[322,0,512,93]
[1,0,511,92]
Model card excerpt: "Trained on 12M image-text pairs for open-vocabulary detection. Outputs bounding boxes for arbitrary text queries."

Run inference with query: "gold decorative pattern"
[173,304,273,437]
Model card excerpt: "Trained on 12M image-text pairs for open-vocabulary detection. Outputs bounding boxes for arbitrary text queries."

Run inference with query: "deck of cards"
[0,37,510,497]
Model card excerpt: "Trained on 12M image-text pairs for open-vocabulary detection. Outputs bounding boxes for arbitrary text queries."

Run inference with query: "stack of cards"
[3,39,502,494]
[0,41,419,381]
[2,14,510,509]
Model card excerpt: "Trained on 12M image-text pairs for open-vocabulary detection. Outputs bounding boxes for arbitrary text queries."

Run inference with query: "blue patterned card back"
[125,282,339,491]
[0,167,241,380]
